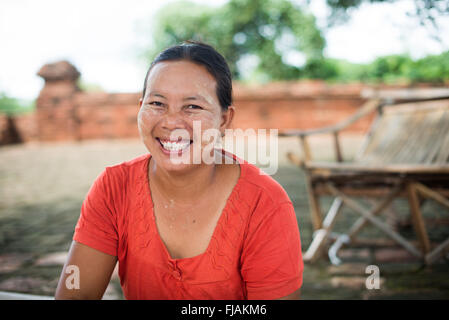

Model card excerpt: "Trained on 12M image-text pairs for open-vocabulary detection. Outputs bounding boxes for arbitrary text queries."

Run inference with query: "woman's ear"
[220,106,235,134]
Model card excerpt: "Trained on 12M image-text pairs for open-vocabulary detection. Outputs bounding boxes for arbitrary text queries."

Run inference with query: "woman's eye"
[149,101,164,107]
[186,104,203,110]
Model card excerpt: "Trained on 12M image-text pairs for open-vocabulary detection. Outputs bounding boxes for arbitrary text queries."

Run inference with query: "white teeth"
[160,140,190,151]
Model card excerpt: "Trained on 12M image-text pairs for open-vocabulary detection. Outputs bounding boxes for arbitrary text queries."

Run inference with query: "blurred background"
[0,0,448,299]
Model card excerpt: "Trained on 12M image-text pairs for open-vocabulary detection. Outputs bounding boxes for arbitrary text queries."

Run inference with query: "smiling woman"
[54,40,303,300]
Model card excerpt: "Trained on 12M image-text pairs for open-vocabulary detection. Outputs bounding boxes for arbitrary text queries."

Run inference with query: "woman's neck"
[148,156,218,205]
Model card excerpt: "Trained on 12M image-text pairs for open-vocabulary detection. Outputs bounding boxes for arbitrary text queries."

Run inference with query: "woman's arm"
[278,288,301,300]
[55,241,117,300]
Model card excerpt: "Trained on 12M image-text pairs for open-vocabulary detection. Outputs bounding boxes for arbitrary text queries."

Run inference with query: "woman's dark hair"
[142,40,232,111]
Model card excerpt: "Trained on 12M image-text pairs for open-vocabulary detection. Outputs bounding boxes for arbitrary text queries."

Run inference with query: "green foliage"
[325,0,449,29]
[367,54,416,83]
[408,51,449,83]
[327,51,449,84]
[0,93,35,116]
[301,58,339,80]
[324,59,370,82]
[141,0,448,84]
[142,0,326,81]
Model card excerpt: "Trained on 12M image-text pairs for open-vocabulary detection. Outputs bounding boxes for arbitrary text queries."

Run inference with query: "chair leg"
[305,176,323,230]
[365,198,401,231]
[328,234,350,265]
[413,182,449,264]
[327,183,423,258]
[303,197,344,262]
[348,184,403,242]
[426,237,449,265]
[406,183,431,255]
[327,184,403,264]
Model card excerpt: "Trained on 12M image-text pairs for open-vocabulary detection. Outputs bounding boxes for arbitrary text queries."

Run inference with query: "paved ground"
[0,137,448,299]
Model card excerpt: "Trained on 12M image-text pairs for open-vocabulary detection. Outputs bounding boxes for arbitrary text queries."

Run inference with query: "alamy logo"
[65,265,80,290]
[167,120,279,175]
[365,265,380,290]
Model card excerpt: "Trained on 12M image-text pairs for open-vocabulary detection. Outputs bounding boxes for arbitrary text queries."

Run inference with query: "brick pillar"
[36,61,81,141]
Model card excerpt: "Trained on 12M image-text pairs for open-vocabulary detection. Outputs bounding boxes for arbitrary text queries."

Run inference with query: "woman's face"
[138,60,233,173]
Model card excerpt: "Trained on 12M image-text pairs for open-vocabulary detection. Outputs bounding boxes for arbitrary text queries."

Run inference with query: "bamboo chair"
[280,88,449,265]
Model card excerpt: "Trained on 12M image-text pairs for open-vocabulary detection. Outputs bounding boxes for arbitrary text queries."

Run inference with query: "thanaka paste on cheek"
[194,82,217,107]
[195,83,224,129]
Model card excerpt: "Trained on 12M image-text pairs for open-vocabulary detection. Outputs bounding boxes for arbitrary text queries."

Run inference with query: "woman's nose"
[160,109,187,131]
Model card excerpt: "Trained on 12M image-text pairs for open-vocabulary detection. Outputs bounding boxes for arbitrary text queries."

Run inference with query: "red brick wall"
[3,61,441,144]
[74,92,141,140]
[35,81,373,142]
[71,83,374,139]
[232,81,373,133]
[8,80,379,143]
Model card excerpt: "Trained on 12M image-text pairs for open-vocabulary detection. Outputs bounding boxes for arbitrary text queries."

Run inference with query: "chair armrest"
[279,99,381,138]
[286,152,304,167]
[280,99,381,164]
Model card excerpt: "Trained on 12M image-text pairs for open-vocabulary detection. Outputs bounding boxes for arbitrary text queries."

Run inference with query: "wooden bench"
[280,88,449,265]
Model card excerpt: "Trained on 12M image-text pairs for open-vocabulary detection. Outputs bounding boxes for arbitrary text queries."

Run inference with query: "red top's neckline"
[143,149,246,262]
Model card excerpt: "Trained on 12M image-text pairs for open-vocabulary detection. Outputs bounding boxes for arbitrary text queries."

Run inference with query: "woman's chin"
[158,160,200,176]
[150,147,197,173]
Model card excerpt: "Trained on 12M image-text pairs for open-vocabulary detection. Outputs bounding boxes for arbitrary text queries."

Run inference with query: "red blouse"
[73,151,303,300]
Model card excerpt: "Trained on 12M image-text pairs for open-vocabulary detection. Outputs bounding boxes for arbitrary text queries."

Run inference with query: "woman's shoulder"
[233,160,296,237]
[108,153,150,169]
[105,153,150,174]
[236,158,292,210]
[99,153,150,187]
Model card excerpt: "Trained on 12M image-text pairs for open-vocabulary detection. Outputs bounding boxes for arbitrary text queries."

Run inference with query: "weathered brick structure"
[35,61,81,141]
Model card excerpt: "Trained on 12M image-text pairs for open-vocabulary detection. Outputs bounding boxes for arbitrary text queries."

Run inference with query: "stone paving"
[0,138,448,299]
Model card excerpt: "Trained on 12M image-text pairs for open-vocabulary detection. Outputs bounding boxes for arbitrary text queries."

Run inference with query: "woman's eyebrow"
[148,92,167,99]
[183,95,209,104]
[145,92,211,104]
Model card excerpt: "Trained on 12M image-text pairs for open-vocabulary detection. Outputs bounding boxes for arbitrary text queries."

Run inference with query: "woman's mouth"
[156,137,193,154]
